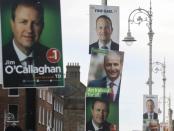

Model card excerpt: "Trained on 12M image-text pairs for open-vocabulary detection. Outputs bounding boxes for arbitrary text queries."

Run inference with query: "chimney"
[66,63,80,82]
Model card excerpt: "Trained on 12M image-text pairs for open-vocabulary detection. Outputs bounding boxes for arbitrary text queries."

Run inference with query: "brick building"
[0,63,86,131]
[0,88,26,130]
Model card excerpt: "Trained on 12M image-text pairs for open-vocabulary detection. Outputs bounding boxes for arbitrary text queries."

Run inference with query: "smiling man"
[89,15,119,54]
[88,51,124,102]
[2,0,59,88]
[11,0,44,55]
[143,99,158,120]
[86,99,111,131]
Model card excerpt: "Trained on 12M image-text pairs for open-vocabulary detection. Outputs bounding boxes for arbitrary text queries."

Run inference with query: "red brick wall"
[0,88,26,131]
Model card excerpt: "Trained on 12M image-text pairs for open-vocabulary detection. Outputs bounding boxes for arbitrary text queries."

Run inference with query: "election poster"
[86,49,124,131]
[143,95,159,131]
[0,0,64,88]
[86,97,119,131]
[89,5,119,54]
[87,49,124,102]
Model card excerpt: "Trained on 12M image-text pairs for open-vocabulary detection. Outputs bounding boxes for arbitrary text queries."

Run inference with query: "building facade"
[63,63,86,131]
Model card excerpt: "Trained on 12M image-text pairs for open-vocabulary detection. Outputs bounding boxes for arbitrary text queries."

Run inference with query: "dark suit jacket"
[143,112,158,120]
[88,77,107,87]
[2,41,58,88]
[86,120,111,131]
[89,40,119,54]
[88,77,121,102]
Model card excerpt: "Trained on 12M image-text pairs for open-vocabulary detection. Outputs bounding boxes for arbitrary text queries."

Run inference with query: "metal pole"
[148,0,154,95]
[162,60,166,127]
[102,0,107,5]
[168,97,172,131]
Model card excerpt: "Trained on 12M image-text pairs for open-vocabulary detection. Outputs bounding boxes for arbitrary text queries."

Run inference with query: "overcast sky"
[61,0,174,130]
[0,0,173,130]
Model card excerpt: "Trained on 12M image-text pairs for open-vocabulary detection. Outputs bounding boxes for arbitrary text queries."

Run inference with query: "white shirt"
[106,76,121,101]
[92,119,103,131]
[98,40,111,50]
[13,40,33,66]
[148,112,154,119]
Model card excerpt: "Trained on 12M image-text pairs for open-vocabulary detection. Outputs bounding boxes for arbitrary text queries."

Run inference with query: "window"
[47,92,52,104]
[47,92,53,104]
[47,110,49,126]
[50,111,52,127]
[43,90,46,100]
[39,106,41,124]
[8,104,18,121]
[59,102,63,114]
[42,108,45,125]
[57,102,59,112]
[8,89,19,96]
[60,120,63,131]
[54,100,56,111]
[56,119,58,131]
[50,93,52,104]
[39,89,42,98]
[53,117,56,131]
[58,102,60,113]
[47,92,50,103]
[61,103,63,114]
[58,119,60,131]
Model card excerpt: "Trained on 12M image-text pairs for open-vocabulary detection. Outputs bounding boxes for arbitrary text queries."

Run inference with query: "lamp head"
[122,31,136,46]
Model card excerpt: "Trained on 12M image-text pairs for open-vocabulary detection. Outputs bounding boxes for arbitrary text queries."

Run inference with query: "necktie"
[101,46,108,49]
[108,82,114,100]
[150,113,153,119]
[24,57,34,85]
[26,57,33,65]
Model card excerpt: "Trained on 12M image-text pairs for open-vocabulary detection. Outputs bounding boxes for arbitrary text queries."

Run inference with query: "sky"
[60,0,174,130]
[0,0,173,130]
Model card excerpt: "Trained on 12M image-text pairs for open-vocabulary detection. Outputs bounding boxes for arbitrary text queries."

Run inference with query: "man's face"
[96,18,113,44]
[11,5,43,54]
[104,54,122,81]
[92,101,108,127]
[146,100,155,113]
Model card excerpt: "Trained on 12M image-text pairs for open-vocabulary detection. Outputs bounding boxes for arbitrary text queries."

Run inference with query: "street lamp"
[123,0,154,95]
[153,60,166,130]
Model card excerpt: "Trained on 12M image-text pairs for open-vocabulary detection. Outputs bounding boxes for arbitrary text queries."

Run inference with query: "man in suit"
[143,99,158,120]
[88,51,124,102]
[2,0,59,88]
[89,15,119,54]
[86,98,111,131]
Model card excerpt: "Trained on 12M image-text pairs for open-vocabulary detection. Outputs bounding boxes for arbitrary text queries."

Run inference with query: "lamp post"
[123,0,154,95]
[153,60,166,130]
[168,96,173,131]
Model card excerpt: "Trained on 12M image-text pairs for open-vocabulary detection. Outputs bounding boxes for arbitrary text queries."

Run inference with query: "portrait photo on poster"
[0,0,64,88]
[143,95,159,131]
[143,95,158,120]
[89,5,119,54]
[87,49,124,102]
[86,97,119,131]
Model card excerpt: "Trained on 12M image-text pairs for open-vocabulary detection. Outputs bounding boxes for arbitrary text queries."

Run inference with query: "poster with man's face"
[143,95,159,130]
[87,50,124,88]
[90,5,119,44]
[0,0,64,88]
[87,49,124,104]
[86,97,119,131]
[143,95,158,115]
[89,5,119,54]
